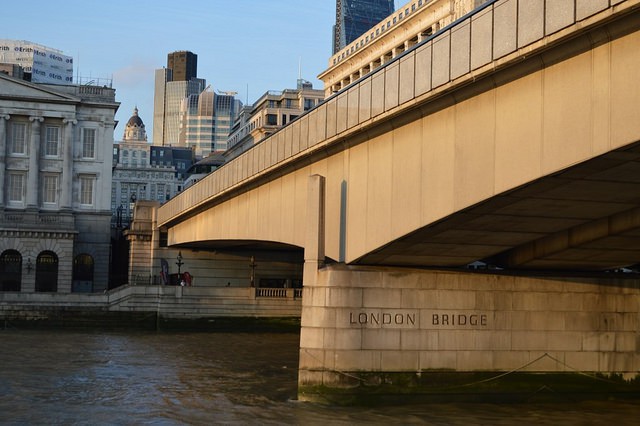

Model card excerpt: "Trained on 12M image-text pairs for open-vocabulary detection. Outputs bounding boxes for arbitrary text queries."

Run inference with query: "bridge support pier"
[298,265,640,403]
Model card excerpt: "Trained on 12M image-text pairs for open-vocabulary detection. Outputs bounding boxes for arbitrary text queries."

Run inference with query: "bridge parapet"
[158,0,635,228]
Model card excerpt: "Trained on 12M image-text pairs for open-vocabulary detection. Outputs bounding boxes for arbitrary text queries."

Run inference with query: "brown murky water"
[0,329,638,425]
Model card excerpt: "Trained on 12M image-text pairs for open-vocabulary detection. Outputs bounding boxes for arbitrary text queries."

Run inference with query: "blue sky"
[1,0,340,141]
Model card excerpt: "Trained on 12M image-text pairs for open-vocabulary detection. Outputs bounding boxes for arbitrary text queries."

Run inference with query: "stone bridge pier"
[298,264,640,403]
[298,176,640,403]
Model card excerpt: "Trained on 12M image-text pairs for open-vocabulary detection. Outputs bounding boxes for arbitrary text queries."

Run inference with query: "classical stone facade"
[319,0,489,96]
[112,108,181,225]
[0,73,118,293]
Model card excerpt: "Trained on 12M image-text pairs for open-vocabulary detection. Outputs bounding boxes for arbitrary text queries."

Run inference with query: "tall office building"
[153,51,205,146]
[179,86,242,157]
[333,0,395,54]
[167,51,197,82]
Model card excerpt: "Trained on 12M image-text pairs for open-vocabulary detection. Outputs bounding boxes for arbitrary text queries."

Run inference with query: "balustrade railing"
[2,212,74,227]
[255,287,303,299]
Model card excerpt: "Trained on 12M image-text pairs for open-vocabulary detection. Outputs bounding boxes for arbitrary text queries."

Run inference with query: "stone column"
[61,119,76,210]
[27,116,44,209]
[0,114,9,208]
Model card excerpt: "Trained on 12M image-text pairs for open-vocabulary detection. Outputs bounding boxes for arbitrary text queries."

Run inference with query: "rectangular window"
[304,99,314,111]
[159,229,168,247]
[43,175,58,204]
[11,123,26,154]
[80,176,94,206]
[266,114,278,125]
[45,126,60,157]
[8,173,24,202]
[82,128,96,159]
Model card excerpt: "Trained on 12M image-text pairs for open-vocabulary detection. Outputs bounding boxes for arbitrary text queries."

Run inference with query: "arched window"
[0,250,22,291]
[73,254,94,292]
[35,251,58,292]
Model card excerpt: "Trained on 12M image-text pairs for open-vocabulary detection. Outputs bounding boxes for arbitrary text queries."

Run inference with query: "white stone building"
[0,73,118,293]
[112,107,180,224]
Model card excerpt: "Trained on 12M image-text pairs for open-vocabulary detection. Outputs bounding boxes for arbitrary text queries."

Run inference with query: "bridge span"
[159,0,640,272]
[143,0,640,401]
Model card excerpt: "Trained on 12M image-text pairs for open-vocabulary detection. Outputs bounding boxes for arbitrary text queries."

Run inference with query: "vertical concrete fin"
[304,175,325,288]
[305,174,326,263]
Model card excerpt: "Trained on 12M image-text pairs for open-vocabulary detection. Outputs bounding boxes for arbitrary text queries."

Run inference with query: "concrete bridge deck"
[158,0,640,273]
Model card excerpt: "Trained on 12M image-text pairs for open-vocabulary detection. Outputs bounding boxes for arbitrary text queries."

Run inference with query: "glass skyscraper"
[333,0,396,54]
[179,87,241,157]
[152,51,205,146]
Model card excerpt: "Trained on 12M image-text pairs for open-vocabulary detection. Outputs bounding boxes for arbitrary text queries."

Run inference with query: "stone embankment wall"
[0,285,302,329]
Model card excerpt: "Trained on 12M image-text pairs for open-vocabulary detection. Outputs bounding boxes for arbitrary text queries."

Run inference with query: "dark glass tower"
[333,0,395,54]
[167,51,198,82]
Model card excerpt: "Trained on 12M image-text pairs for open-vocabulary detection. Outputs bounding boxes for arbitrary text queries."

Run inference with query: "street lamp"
[116,204,123,228]
[249,256,257,287]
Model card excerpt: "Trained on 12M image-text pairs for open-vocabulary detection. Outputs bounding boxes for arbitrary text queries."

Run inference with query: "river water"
[0,329,638,425]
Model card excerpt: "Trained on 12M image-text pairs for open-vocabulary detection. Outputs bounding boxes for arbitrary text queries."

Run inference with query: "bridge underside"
[172,240,304,265]
[360,141,640,271]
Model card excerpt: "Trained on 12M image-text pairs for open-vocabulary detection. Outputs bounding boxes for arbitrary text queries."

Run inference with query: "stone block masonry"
[298,265,640,403]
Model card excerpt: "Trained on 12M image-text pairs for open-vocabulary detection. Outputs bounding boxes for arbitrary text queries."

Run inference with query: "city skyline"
[0,0,342,142]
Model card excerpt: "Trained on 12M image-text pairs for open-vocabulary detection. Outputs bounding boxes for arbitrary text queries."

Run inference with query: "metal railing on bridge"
[158,0,628,227]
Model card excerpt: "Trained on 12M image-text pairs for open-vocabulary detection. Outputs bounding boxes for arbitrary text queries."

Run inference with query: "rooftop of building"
[126,107,144,127]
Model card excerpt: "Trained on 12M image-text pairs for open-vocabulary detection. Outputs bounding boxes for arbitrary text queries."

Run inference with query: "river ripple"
[0,329,638,425]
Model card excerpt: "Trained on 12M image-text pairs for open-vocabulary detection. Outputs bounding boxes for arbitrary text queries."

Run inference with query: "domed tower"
[123,106,147,142]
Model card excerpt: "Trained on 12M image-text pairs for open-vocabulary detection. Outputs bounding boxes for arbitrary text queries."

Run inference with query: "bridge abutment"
[298,265,640,403]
